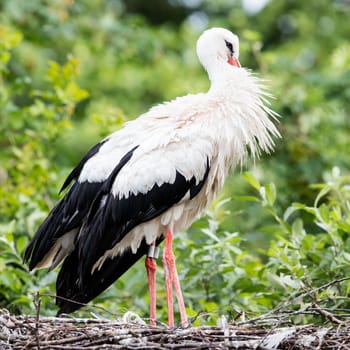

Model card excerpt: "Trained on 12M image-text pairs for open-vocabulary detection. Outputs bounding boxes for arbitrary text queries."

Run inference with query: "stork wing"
[23,137,133,270]
[56,148,210,314]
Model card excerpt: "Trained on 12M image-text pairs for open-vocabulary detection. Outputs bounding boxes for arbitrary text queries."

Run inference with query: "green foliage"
[173,170,350,325]
[0,25,89,314]
[0,0,349,325]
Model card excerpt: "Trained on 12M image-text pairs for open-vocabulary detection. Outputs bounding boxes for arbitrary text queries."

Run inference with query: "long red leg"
[163,230,174,327]
[172,261,189,327]
[145,243,157,326]
[163,228,189,327]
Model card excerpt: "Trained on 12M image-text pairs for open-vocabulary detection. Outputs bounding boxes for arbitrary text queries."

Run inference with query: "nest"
[1,310,350,350]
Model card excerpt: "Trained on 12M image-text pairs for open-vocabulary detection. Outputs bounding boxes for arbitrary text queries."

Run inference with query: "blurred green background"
[1,0,350,325]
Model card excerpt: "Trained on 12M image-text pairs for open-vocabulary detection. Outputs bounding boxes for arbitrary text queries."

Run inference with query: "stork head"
[196,28,240,77]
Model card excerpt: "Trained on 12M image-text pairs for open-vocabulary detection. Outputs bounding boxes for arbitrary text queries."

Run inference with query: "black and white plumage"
[24,27,280,324]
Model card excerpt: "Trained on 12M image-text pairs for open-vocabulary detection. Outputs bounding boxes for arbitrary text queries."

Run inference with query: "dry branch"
[1,311,350,350]
[3,278,350,349]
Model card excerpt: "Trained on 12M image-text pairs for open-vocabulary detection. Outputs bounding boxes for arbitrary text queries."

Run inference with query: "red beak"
[228,57,241,67]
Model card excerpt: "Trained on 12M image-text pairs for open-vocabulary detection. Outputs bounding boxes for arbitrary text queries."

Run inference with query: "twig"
[34,292,41,350]
[311,303,344,325]
[238,277,350,325]
[1,314,350,350]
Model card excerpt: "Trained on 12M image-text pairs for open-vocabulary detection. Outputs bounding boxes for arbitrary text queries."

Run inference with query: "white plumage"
[24,27,280,325]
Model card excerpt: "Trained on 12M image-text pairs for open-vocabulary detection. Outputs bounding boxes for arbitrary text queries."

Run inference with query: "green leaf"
[232,195,260,202]
[265,182,276,206]
[283,205,299,221]
[243,172,261,190]
[314,186,331,207]
[291,218,304,237]
[319,204,330,224]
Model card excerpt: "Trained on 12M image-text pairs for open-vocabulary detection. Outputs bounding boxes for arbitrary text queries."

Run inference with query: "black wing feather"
[23,139,132,271]
[78,158,210,280]
[23,181,101,270]
[56,159,210,313]
[25,136,210,315]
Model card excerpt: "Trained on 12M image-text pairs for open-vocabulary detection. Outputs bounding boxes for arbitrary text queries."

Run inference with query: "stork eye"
[225,40,234,54]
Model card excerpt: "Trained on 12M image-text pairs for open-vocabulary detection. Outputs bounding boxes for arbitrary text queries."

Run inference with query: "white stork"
[24,27,280,327]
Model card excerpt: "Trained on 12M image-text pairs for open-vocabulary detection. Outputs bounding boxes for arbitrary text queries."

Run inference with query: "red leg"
[145,245,157,326]
[163,231,174,327]
[172,263,189,327]
[163,228,189,327]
